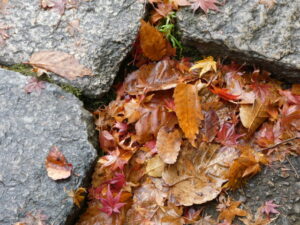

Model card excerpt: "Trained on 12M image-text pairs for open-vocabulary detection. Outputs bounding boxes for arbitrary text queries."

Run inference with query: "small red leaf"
[210,86,240,101]
[216,123,244,146]
[99,185,126,216]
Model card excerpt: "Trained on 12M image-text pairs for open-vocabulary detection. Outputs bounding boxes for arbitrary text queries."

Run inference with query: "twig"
[286,156,299,178]
[258,137,300,151]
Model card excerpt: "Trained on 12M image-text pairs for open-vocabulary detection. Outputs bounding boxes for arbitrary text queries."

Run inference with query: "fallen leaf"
[202,110,219,142]
[67,187,87,207]
[210,86,240,101]
[240,100,269,137]
[139,20,173,61]
[162,143,239,206]
[45,146,72,180]
[24,77,46,94]
[146,154,165,177]
[190,0,221,13]
[218,198,247,223]
[28,51,93,80]
[261,200,280,217]
[189,56,217,77]
[174,83,203,145]
[291,84,300,95]
[99,185,126,216]
[216,122,244,146]
[157,127,182,164]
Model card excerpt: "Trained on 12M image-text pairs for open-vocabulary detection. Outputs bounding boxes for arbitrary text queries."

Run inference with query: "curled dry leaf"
[45,146,72,180]
[28,51,93,80]
[174,83,203,145]
[157,127,182,164]
[189,56,217,77]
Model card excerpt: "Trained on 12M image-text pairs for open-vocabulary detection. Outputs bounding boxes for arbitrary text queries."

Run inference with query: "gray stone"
[0,0,145,98]
[177,0,300,82]
[0,68,97,225]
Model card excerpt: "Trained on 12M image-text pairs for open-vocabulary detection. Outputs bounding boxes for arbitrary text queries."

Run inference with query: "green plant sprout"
[158,12,183,56]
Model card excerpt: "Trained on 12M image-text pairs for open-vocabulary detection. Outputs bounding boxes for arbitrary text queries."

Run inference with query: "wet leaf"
[28,51,93,80]
[174,83,203,145]
[157,127,182,164]
[45,146,72,180]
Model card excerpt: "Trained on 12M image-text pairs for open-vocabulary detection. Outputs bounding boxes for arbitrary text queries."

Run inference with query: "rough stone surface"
[177,0,300,81]
[0,0,145,98]
[205,157,300,225]
[0,68,97,225]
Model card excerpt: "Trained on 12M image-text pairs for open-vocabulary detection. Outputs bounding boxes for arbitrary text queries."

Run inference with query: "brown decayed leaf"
[240,100,269,137]
[157,127,182,164]
[124,58,195,95]
[162,142,239,206]
[146,154,165,177]
[139,20,168,61]
[202,110,219,142]
[174,83,203,145]
[28,51,93,80]
[45,146,72,180]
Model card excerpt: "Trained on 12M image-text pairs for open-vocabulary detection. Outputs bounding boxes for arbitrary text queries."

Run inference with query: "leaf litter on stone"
[28,50,93,80]
[45,146,73,180]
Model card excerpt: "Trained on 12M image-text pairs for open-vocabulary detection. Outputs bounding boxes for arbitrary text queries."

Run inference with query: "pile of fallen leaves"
[76,20,300,225]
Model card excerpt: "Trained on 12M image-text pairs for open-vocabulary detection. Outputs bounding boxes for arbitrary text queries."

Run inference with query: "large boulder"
[0,0,145,98]
[177,0,300,81]
[0,68,97,225]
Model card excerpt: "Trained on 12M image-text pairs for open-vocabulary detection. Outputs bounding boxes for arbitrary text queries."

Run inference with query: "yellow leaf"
[29,51,93,80]
[173,83,203,145]
[189,56,217,77]
[146,154,165,177]
[157,127,182,164]
[67,187,87,208]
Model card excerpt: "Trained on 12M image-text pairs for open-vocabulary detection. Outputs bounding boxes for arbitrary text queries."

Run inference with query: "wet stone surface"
[177,0,300,82]
[0,69,97,225]
[0,0,145,98]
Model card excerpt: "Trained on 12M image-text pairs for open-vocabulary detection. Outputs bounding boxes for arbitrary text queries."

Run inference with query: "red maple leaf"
[99,185,126,216]
[190,0,221,13]
[210,86,240,101]
[261,200,280,217]
[250,83,271,102]
[104,172,126,192]
[216,122,244,146]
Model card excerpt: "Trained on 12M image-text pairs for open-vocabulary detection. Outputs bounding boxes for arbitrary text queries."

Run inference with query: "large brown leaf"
[29,51,93,80]
[162,142,239,206]
[124,58,195,95]
[173,83,203,145]
[157,127,182,164]
[139,20,171,61]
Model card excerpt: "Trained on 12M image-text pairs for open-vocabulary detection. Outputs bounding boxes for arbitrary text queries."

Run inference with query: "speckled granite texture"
[0,0,145,98]
[177,0,300,81]
[0,69,97,225]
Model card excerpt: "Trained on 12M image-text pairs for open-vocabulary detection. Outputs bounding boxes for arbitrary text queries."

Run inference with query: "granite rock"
[0,68,97,225]
[177,0,300,81]
[0,0,145,98]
